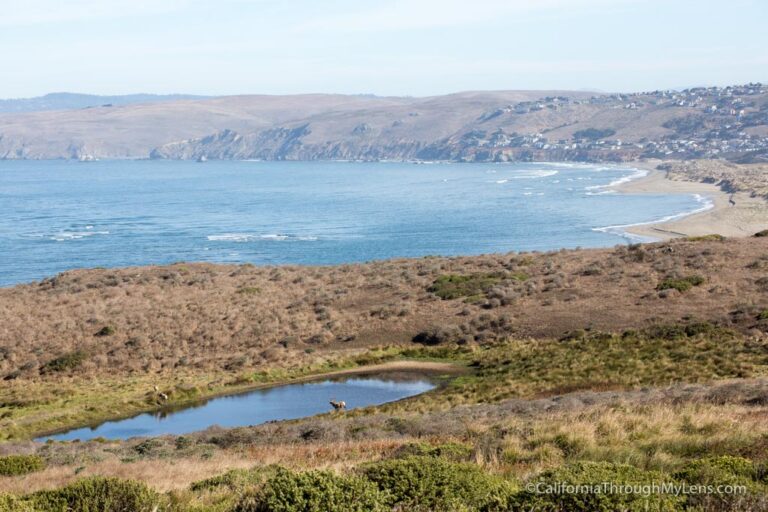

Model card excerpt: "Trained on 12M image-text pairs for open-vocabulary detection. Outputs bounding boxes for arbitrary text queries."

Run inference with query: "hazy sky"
[2,0,766,98]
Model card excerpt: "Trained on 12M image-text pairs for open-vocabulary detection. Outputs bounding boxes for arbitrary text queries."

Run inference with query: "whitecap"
[585,168,648,192]
[540,162,594,169]
[50,230,110,242]
[207,233,318,242]
[585,190,617,196]
[508,169,559,179]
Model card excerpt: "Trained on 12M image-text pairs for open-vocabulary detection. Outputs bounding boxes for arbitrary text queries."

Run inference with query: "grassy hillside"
[1,83,766,161]
[1,237,768,510]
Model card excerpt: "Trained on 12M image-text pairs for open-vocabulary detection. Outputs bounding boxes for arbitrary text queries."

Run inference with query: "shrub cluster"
[573,127,616,140]
[428,273,506,300]
[657,275,705,292]
[4,477,161,512]
[40,350,87,374]
[515,461,685,511]
[361,456,516,511]
[393,442,473,462]
[234,467,386,512]
[0,454,45,476]
[686,234,726,242]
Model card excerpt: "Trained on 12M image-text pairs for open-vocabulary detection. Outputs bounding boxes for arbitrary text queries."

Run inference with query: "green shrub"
[674,456,763,489]
[0,454,45,476]
[234,467,386,512]
[428,272,524,301]
[29,477,161,512]
[411,326,463,346]
[40,350,87,374]
[191,467,274,492]
[514,461,684,511]
[644,321,723,340]
[95,325,116,337]
[657,275,705,292]
[393,442,473,462]
[175,436,193,450]
[133,438,163,456]
[686,234,726,242]
[673,456,765,510]
[0,494,35,512]
[361,456,515,511]
[573,128,616,140]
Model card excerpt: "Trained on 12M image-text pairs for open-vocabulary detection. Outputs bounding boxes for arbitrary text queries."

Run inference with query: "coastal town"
[445,83,768,163]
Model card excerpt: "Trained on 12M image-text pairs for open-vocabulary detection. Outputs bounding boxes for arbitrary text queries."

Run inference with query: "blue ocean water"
[0,160,710,286]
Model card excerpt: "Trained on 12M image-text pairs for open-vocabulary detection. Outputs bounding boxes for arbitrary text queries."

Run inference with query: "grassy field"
[2,237,768,510]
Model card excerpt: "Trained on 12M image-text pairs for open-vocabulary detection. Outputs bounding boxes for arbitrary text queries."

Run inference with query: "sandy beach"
[614,161,768,240]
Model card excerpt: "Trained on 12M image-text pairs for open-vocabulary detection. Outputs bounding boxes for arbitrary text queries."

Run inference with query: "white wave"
[592,194,715,242]
[495,179,509,184]
[585,168,648,192]
[539,162,594,169]
[207,233,318,242]
[585,189,617,196]
[50,230,110,241]
[508,169,559,179]
[523,192,533,196]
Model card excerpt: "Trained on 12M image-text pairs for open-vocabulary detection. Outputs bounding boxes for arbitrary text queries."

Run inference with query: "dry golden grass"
[3,237,768,440]
[3,237,768,384]
[0,440,420,494]
[0,453,253,494]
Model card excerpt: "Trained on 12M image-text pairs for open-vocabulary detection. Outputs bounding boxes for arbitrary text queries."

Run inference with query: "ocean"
[0,160,711,286]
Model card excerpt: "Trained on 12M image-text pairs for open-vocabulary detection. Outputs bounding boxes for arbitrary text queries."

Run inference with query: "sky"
[1,0,766,98]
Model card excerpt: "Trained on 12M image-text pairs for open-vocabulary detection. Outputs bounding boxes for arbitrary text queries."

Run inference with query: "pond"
[36,374,436,441]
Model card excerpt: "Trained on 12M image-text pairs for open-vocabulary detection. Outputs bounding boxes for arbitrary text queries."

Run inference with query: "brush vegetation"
[2,238,768,509]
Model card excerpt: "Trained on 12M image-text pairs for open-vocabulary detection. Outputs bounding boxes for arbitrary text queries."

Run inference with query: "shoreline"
[608,161,768,240]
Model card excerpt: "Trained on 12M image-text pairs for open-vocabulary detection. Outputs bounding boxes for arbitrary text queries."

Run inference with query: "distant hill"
[0,85,765,162]
[0,92,210,113]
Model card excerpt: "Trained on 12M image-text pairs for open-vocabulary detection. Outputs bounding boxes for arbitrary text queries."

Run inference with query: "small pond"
[36,374,436,441]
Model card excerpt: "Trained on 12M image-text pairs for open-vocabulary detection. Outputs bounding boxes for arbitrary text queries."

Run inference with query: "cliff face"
[150,126,429,161]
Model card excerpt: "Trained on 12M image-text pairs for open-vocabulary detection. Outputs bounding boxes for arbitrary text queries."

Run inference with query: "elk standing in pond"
[329,399,346,411]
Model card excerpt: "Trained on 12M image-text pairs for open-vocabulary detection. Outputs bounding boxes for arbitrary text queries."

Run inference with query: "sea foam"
[207,233,318,242]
